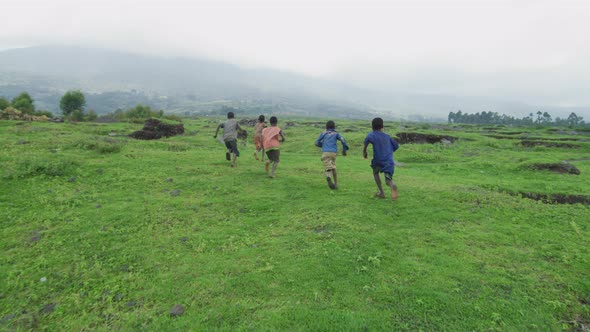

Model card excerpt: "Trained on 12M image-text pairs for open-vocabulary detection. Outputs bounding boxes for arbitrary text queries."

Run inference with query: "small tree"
[542,112,552,125]
[0,96,9,110]
[60,90,86,116]
[86,109,97,122]
[567,112,581,127]
[11,92,35,114]
[70,109,85,122]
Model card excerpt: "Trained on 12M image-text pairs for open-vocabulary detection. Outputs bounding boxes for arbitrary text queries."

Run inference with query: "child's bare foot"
[231,162,236,167]
[374,192,385,199]
[391,188,398,200]
[253,152,259,160]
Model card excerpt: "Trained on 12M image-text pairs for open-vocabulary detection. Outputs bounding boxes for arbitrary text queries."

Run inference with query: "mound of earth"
[516,192,590,205]
[521,140,578,148]
[239,119,257,126]
[527,162,580,175]
[395,132,458,144]
[129,119,184,140]
[0,107,49,121]
[238,128,248,140]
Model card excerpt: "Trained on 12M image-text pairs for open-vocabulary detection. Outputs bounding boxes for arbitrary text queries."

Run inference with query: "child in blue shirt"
[315,120,349,189]
[363,117,399,199]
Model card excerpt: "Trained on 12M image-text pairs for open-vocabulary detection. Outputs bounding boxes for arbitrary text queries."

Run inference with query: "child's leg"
[373,172,385,198]
[325,170,336,189]
[332,169,338,187]
[231,142,239,167]
[385,177,398,200]
[269,161,279,178]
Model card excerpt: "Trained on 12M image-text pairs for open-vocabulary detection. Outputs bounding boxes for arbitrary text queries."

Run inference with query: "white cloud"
[1,0,590,108]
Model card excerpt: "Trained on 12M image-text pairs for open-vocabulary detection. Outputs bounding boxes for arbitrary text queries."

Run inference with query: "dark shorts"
[225,140,240,156]
[371,161,394,180]
[266,149,280,162]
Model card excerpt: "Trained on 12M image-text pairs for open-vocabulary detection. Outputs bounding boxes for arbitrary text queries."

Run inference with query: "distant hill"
[0,46,375,118]
[1,46,587,121]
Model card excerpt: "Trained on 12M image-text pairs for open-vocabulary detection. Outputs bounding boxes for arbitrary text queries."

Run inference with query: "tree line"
[448,110,586,127]
[0,90,176,122]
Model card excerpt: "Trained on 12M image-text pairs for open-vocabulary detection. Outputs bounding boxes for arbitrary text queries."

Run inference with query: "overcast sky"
[2,0,590,112]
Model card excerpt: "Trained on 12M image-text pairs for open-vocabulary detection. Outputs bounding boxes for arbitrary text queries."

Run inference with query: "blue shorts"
[371,161,394,180]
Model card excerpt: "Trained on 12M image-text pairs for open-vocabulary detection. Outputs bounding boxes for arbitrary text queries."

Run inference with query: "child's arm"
[315,133,324,147]
[391,137,399,152]
[213,124,223,138]
[279,130,286,142]
[338,134,349,155]
[363,142,369,159]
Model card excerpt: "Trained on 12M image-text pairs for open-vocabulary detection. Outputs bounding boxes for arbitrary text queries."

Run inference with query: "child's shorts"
[371,161,394,180]
[266,149,280,162]
[321,152,337,171]
[225,139,240,157]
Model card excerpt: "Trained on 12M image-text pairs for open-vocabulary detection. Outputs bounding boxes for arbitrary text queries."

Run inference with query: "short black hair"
[258,115,265,122]
[227,112,234,119]
[372,117,384,130]
[269,116,278,125]
[326,120,335,129]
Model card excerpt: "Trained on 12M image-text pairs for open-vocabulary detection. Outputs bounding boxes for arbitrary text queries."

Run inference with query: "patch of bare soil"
[239,119,257,126]
[497,131,525,135]
[521,140,579,148]
[515,192,590,205]
[129,119,184,140]
[485,134,519,140]
[527,162,581,175]
[395,132,458,144]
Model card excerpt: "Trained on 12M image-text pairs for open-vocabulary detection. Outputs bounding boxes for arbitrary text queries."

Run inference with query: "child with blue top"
[315,120,349,189]
[363,117,400,199]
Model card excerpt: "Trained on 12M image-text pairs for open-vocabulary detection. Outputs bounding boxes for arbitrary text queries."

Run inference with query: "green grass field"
[1,118,589,331]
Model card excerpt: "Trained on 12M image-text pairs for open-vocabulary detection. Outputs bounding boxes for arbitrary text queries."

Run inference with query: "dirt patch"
[237,128,248,141]
[395,132,458,144]
[129,119,184,140]
[283,121,297,129]
[485,134,519,140]
[0,107,49,121]
[515,192,590,205]
[560,315,590,331]
[520,140,579,148]
[300,121,325,128]
[498,131,525,135]
[527,162,580,175]
[239,119,257,126]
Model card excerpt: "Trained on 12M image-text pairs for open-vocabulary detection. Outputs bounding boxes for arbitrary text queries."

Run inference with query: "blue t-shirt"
[315,129,349,153]
[364,131,399,167]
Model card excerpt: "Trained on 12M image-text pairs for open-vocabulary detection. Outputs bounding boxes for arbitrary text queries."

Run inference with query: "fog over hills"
[0,45,587,120]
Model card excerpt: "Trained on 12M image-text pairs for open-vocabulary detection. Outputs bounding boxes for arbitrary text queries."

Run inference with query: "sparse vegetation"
[0,118,588,330]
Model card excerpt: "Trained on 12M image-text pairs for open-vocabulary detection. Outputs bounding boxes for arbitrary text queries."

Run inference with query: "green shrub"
[167,143,191,152]
[76,137,125,153]
[9,158,79,178]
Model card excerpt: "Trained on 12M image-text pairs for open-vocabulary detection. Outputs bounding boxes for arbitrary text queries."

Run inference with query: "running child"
[262,116,285,178]
[213,111,242,167]
[315,120,349,189]
[363,117,400,199]
[253,115,267,161]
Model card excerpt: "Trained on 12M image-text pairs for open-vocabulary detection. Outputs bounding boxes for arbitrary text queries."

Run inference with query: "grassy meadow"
[1,118,589,331]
